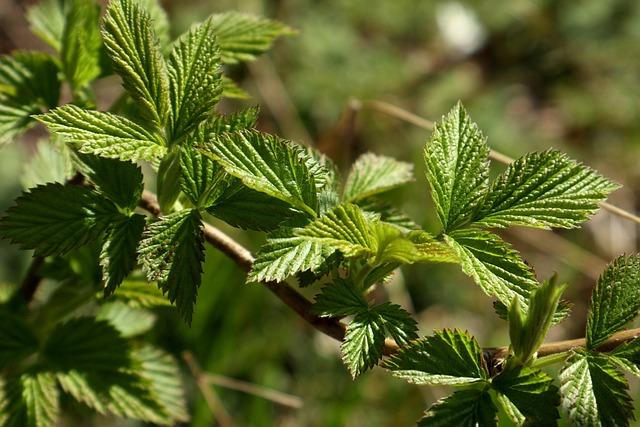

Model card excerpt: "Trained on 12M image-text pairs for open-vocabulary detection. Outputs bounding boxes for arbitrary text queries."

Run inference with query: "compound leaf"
[587,254,640,349]
[383,329,487,385]
[138,209,204,324]
[37,105,166,162]
[343,153,414,202]
[424,102,489,231]
[0,183,116,256]
[474,150,619,229]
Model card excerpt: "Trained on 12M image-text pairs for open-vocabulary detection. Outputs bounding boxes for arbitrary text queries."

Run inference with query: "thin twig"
[359,99,640,226]
[182,352,235,427]
[202,373,303,409]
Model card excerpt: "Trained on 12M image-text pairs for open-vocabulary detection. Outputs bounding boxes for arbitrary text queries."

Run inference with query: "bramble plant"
[0,0,639,426]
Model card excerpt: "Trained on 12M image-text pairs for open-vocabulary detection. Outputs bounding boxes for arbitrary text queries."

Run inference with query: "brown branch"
[201,372,303,409]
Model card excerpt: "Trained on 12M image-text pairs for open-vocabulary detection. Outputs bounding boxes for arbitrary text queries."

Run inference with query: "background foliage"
[0,0,639,425]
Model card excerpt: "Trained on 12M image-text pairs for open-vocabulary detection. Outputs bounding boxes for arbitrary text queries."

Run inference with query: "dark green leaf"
[372,302,418,346]
[341,310,385,378]
[313,278,368,317]
[100,214,146,295]
[418,389,497,427]
[0,311,38,367]
[0,371,59,427]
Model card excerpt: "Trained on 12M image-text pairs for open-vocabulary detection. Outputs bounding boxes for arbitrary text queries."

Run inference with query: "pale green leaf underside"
[208,12,295,64]
[168,17,222,141]
[560,351,633,427]
[383,329,486,385]
[138,209,204,324]
[474,149,619,229]
[587,254,640,349]
[61,0,102,90]
[199,129,318,216]
[445,228,538,309]
[424,102,489,231]
[37,105,166,162]
[343,153,414,202]
[249,234,334,283]
[102,0,170,127]
[96,301,155,338]
[418,389,497,427]
[27,0,67,51]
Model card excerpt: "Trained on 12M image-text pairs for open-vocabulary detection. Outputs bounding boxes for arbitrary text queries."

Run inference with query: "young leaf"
[209,185,301,231]
[0,371,59,427]
[474,150,619,229]
[27,0,68,51]
[560,351,634,427]
[0,183,116,256]
[44,318,168,424]
[179,147,226,208]
[102,0,170,128]
[342,153,414,202]
[445,228,538,310]
[61,0,102,90]
[0,311,38,367]
[208,12,295,64]
[509,275,567,364]
[199,129,318,216]
[383,329,487,385]
[133,345,189,423]
[249,233,334,283]
[200,106,259,135]
[0,52,60,144]
[372,302,418,346]
[221,75,250,99]
[77,154,144,212]
[138,209,205,323]
[134,0,171,49]
[37,105,166,162]
[96,301,155,337]
[424,102,489,231]
[492,366,560,425]
[417,389,497,427]
[313,278,368,317]
[586,254,640,349]
[168,17,222,141]
[341,310,385,378]
[358,198,420,232]
[295,204,376,257]
[100,214,146,295]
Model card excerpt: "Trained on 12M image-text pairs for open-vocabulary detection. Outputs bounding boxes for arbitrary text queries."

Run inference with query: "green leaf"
[295,204,376,257]
[417,389,497,427]
[44,318,169,424]
[78,153,144,211]
[313,278,368,317]
[102,0,170,128]
[509,275,567,364]
[96,301,155,337]
[21,141,74,190]
[138,209,204,323]
[37,105,166,162]
[100,214,146,295]
[208,12,295,64]
[474,150,619,229]
[179,147,226,208]
[492,366,560,426]
[221,75,250,99]
[408,230,459,263]
[586,254,640,349]
[133,345,189,423]
[0,371,59,427]
[111,279,171,308]
[560,351,634,427]
[27,0,68,51]
[445,228,538,310]
[383,329,487,385]
[249,232,334,283]
[341,310,385,378]
[199,129,318,216]
[0,52,60,144]
[61,0,102,90]
[168,17,222,141]
[0,183,116,256]
[357,198,419,232]
[372,302,418,346]
[209,185,301,231]
[424,102,490,231]
[200,106,259,135]
[343,153,414,202]
[0,311,38,367]
[134,0,170,50]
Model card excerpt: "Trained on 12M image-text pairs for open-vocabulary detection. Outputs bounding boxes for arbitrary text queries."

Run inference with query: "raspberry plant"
[0,0,639,426]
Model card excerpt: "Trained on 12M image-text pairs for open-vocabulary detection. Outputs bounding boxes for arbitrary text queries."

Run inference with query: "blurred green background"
[1,0,639,425]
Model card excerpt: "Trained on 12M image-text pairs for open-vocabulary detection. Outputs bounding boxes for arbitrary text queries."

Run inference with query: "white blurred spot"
[436,2,486,56]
